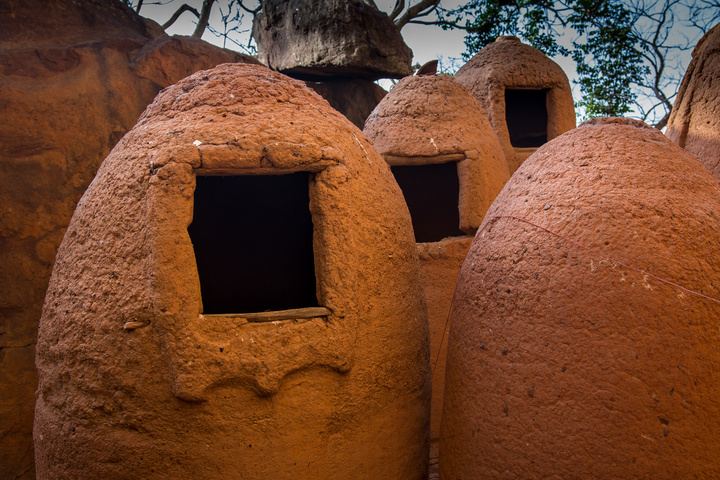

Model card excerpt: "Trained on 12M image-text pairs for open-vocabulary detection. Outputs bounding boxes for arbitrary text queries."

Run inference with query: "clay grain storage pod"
[454,36,576,175]
[440,118,720,479]
[34,64,430,480]
[666,23,720,179]
[364,74,509,450]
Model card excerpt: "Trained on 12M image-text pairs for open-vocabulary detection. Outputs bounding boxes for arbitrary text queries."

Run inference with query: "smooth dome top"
[135,63,370,172]
[483,117,720,261]
[455,36,569,89]
[364,74,501,157]
[580,116,654,129]
[440,117,720,479]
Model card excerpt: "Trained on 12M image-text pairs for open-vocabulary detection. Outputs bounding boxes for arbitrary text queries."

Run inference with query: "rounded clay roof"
[455,36,570,90]
[132,63,378,171]
[364,74,502,157]
[441,117,720,479]
[666,22,720,179]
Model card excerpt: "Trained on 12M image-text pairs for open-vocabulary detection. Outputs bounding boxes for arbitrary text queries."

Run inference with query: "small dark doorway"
[505,89,548,147]
[188,173,317,314]
[391,162,464,243]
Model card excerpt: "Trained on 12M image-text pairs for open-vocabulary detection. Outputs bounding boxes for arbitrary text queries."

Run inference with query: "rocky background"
[0,0,415,477]
[252,0,414,128]
[0,1,259,477]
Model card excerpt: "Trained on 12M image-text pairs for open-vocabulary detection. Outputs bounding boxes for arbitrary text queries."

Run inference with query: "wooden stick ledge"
[205,307,332,322]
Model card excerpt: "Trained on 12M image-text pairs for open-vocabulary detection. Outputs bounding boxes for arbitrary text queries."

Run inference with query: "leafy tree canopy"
[436,0,719,126]
[437,0,647,119]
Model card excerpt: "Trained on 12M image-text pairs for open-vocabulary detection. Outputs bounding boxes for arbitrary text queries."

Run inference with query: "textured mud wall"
[454,36,575,175]
[0,1,258,477]
[364,74,509,230]
[440,118,720,479]
[666,23,720,179]
[417,239,472,445]
[35,64,430,480]
[365,74,509,447]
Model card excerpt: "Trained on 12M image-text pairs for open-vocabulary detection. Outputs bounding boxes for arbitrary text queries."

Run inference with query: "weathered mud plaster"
[364,74,509,446]
[666,22,720,179]
[35,64,430,480]
[0,1,258,477]
[455,36,575,175]
[440,118,720,479]
[365,74,509,233]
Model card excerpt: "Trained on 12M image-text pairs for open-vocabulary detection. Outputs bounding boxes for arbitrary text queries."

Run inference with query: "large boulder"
[440,118,720,479]
[307,78,387,129]
[0,0,259,478]
[130,34,259,86]
[666,23,720,179]
[253,0,413,80]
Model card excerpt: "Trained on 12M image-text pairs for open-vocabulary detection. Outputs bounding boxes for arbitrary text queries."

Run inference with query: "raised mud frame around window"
[146,160,357,402]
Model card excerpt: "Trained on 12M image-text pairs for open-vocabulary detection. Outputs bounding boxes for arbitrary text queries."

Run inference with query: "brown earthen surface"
[253,0,413,80]
[666,23,720,178]
[365,74,509,448]
[454,36,575,175]
[364,74,509,229]
[35,64,430,479]
[130,34,259,86]
[417,238,472,446]
[0,1,259,477]
[307,78,387,129]
[365,75,496,157]
[440,117,720,479]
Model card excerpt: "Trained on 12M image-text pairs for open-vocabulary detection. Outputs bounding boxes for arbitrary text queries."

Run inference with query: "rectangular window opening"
[188,173,318,315]
[505,89,549,147]
[391,162,464,243]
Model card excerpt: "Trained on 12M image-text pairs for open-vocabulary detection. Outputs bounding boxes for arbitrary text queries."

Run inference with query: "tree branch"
[162,3,200,30]
[192,0,216,38]
[238,0,261,15]
[395,0,440,30]
[390,0,405,21]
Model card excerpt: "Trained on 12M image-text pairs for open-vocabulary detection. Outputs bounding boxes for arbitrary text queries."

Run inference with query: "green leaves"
[438,0,648,119]
[568,1,648,118]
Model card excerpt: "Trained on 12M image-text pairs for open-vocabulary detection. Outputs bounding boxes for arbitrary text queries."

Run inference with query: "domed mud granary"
[364,74,509,450]
[34,64,430,480]
[666,22,720,179]
[454,36,575,175]
[1,0,259,476]
[439,118,720,479]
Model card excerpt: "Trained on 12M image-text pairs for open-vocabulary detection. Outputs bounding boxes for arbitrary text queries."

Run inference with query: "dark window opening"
[505,89,548,147]
[391,162,464,243]
[188,174,317,314]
